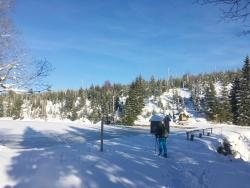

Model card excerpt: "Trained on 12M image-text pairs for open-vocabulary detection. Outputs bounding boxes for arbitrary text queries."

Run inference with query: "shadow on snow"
[2,127,250,188]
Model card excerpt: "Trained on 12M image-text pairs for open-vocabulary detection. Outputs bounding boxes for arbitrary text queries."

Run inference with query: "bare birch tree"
[196,0,250,34]
[0,0,52,93]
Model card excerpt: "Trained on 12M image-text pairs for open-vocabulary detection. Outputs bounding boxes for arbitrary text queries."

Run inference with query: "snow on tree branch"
[0,0,52,93]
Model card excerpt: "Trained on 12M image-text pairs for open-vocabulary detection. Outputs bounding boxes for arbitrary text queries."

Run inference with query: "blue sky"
[12,0,250,90]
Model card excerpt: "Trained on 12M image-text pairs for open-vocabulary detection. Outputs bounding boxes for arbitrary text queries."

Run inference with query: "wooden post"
[100,116,104,152]
[199,133,202,138]
[190,134,194,141]
[186,132,189,140]
[100,95,104,152]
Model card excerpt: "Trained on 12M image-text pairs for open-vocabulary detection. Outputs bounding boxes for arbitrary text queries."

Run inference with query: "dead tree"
[0,0,52,93]
[196,0,250,34]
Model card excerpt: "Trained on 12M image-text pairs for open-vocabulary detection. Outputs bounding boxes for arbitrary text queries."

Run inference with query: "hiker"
[157,116,170,158]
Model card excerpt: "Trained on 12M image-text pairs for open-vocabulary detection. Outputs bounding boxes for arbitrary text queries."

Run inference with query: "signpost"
[100,99,104,152]
[100,115,104,152]
[99,92,113,152]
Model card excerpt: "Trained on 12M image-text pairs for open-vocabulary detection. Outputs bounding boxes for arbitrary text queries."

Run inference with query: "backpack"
[158,124,168,138]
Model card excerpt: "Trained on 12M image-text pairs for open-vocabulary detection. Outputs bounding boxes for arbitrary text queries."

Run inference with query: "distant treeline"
[0,56,249,126]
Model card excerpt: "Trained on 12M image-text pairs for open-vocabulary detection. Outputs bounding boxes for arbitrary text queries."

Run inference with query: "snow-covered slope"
[136,88,187,124]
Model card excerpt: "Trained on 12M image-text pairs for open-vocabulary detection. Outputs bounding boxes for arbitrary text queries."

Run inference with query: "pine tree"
[230,78,240,124]
[11,95,23,120]
[0,98,4,117]
[149,76,157,96]
[204,82,219,121]
[64,90,74,112]
[191,82,202,111]
[238,56,250,126]
[218,82,232,122]
[77,88,86,110]
[172,89,181,110]
[40,100,47,120]
[89,103,101,124]
[70,107,78,121]
[64,90,77,119]
[122,76,145,125]
[88,93,102,123]
[6,92,13,117]
[122,82,138,125]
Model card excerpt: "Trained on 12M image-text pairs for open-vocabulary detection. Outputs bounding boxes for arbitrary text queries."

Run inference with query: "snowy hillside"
[136,88,195,125]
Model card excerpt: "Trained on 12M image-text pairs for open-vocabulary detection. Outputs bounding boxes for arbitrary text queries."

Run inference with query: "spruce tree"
[122,82,138,125]
[122,76,145,125]
[0,98,4,117]
[149,76,157,96]
[40,100,47,120]
[218,82,232,122]
[11,95,23,120]
[77,88,86,110]
[204,82,219,121]
[70,107,78,121]
[89,95,102,123]
[89,106,101,123]
[238,56,250,126]
[230,78,240,124]
[5,91,14,117]
[64,90,75,112]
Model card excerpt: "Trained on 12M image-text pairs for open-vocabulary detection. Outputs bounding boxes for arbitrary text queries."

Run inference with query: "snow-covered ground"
[0,120,250,188]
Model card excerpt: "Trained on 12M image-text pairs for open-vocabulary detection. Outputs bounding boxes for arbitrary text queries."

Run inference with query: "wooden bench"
[186,128,213,140]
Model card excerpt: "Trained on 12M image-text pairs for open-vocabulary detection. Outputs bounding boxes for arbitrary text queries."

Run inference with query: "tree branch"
[196,0,250,34]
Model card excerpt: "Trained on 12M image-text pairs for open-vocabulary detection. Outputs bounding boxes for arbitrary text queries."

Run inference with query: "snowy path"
[0,120,250,188]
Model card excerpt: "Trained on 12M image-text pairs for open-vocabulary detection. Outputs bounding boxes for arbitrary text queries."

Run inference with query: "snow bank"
[180,121,250,162]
